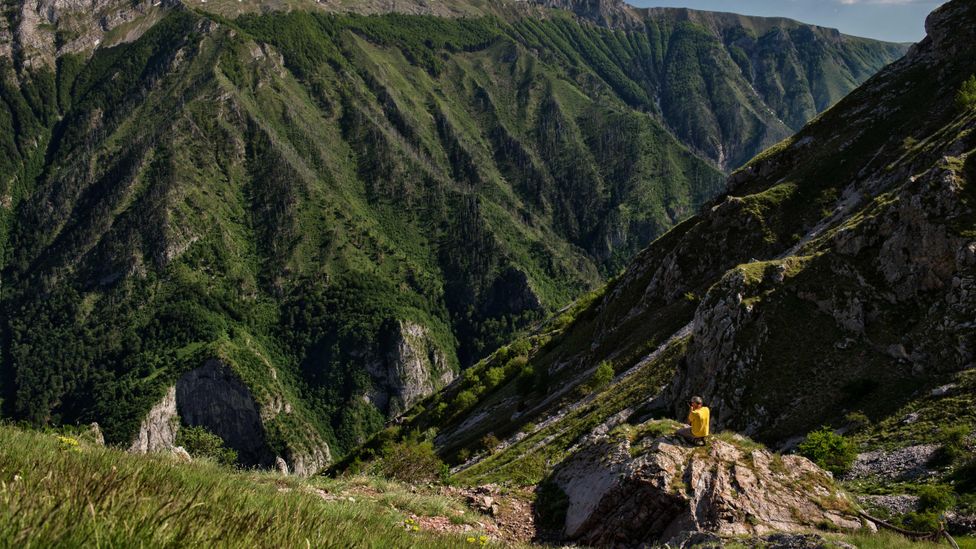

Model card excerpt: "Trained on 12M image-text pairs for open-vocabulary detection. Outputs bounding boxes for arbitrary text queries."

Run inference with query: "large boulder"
[550,423,863,547]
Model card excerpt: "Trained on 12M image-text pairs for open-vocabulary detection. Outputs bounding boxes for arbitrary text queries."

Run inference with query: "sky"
[628,0,948,43]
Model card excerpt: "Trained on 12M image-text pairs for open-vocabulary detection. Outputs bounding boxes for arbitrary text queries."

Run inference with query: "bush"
[930,424,973,467]
[900,511,942,533]
[843,411,870,434]
[480,433,501,454]
[952,458,976,494]
[797,427,857,476]
[591,361,614,391]
[917,484,956,513]
[378,439,446,483]
[175,425,238,467]
[485,367,506,388]
[454,390,477,411]
[957,74,976,111]
[516,365,536,394]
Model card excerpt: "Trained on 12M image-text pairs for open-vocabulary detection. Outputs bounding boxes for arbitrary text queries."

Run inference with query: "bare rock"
[170,446,192,463]
[129,386,179,454]
[87,422,105,446]
[551,428,861,547]
[275,456,289,475]
[857,494,920,516]
[845,444,939,480]
[177,360,275,467]
[365,320,455,418]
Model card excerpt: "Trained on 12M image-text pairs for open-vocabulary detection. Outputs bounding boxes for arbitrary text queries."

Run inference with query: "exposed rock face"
[128,359,330,476]
[128,386,179,454]
[8,0,179,68]
[551,429,861,547]
[176,359,275,467]
[366,320,455,417]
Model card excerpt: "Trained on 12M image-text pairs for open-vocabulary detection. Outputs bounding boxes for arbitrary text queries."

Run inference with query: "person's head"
[689,396,703,410]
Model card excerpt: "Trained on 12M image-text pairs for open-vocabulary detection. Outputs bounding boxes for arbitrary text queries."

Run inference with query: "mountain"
[341,0,976,532]
[0,0,905,467]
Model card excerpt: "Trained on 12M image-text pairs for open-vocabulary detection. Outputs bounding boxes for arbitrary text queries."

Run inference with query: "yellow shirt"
[688,406,710,437]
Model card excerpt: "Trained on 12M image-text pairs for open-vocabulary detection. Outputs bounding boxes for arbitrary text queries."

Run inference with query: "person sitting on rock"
[676,396,710,444]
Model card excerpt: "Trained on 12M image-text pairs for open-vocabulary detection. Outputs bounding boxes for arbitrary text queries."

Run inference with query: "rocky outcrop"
[550,427,862,547]
[8,0,180,68]
[129,359,331,476]
[129,386,179,454]
[176,359,275,467]
[365,320,455,417]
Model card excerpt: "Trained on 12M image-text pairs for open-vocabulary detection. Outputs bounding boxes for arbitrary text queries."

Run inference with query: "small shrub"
[797,427,857,476]
[957,74,976,111]
[504,355,528,374]
[455,390,477,410]
[952,458,976,494]
[899,511,942,533]
[591,361,614,391]
[844,411,870,434]
[929,424,973,467]
[175,425,238,466]
[484,367,506,388]
[516,365,535,394]
[917,484,956,513]
[480,433,501,454]
[378,439,445,483]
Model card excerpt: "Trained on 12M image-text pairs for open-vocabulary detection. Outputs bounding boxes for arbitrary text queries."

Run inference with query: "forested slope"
[0,0,905,466]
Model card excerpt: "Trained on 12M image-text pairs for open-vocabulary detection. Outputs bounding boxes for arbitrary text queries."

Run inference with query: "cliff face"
[365,321,455,418]
[5,0,177,69]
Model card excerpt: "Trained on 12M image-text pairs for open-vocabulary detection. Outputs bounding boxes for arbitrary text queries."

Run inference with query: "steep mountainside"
[353,0,976,497]
[0,0,904,466]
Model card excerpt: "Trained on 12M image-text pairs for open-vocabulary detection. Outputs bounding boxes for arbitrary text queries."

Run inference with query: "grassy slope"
[2,423,973,548]
[0,424,512,548]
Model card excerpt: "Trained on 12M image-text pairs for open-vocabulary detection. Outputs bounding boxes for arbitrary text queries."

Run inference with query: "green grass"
[834,531,976,549]
[0,424,500,548]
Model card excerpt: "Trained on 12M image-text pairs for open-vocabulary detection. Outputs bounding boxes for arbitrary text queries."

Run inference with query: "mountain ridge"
[341,0,975,509]
[0,0,907,467]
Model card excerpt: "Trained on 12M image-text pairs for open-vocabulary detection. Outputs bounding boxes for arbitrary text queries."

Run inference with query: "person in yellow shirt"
[676,396,710,444]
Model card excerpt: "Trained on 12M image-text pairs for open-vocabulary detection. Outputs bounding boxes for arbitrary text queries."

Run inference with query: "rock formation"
[128,386,179,454]
[129,359,331,476]
[551,425,862,547]
[366,320,456,417]
[176,359,275,467]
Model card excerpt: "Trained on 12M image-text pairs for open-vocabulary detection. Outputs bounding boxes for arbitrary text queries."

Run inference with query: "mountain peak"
[922,0,976,56]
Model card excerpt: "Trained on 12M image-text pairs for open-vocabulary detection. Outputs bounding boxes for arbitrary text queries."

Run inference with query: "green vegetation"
[0,0,908,469]
[957,75,976,111]
[175,425,239,466]
[0,424,490,547]
[798,428,857,476]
